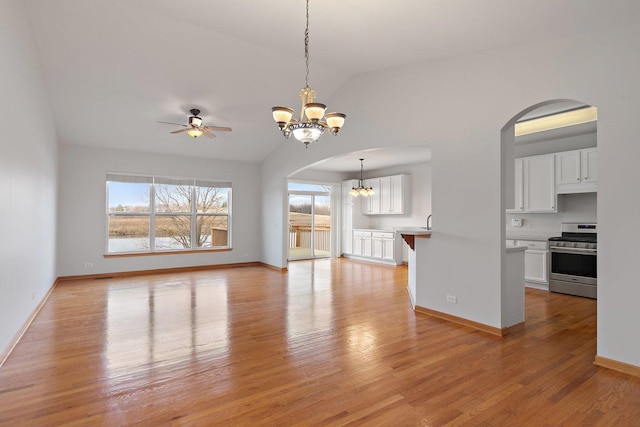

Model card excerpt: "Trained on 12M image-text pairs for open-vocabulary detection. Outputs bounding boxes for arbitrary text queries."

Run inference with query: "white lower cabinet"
[508,239,549,286]
[349,229,401,265]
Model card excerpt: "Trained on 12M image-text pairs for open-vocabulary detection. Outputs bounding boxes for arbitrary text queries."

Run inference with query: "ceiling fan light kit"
[159,108,232,139]
[271,0,346,147]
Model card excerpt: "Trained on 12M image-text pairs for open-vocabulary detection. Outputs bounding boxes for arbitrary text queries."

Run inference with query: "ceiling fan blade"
[203,129,217,138]
[204,125,232,132]
[158,121,188,127]
[170,128,189,134]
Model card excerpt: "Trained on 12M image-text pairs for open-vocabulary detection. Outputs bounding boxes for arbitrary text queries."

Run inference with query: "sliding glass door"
[288,186,331,260]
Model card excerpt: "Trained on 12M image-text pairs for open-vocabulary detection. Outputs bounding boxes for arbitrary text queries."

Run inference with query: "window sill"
[104,248,232,258]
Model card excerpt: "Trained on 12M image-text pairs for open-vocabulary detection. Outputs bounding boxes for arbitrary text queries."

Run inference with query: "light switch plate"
[511,218,523,227]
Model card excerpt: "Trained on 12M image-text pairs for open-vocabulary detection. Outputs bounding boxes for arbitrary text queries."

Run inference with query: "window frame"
[106,173,232,255]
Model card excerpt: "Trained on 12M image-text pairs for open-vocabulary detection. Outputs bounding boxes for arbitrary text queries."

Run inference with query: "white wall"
[57,145,261,276]
[261,24,640,367]
[0,0,59,355]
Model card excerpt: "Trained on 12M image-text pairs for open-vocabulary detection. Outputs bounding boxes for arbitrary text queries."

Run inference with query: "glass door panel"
[288,192,331,260]
[313,195,331,258]
[289,194,313,260]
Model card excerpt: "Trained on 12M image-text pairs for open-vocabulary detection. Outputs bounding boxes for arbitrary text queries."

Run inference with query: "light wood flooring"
[1,258,639,425]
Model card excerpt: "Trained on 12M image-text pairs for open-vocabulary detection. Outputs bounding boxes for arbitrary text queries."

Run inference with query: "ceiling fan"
[159,109,232,138]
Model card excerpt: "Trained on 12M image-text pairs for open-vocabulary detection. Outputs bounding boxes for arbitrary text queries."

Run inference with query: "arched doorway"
[501,99,598,317]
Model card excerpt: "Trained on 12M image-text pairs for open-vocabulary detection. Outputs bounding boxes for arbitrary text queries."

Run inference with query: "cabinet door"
[380,177,392,213]
[372,238,383,258]
[352,234,363,256]
[524,155,556,213]
[362,236,372,257]
[382,238,395,261]
[361,179,381,214]
[582,148,597,184]
[556,151,581,186]
[507,158,524,213]
[524,249,548,284]
[390,175,404,214]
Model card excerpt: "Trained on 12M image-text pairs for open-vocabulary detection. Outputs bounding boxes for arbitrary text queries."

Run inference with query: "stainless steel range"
[548,223,597,299]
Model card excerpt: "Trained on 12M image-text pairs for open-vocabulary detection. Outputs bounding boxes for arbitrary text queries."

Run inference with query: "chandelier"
[350,159,374,197]
[271,0,346,147]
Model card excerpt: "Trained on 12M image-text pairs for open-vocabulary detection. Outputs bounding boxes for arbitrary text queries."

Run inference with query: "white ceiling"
[24,0,640,170]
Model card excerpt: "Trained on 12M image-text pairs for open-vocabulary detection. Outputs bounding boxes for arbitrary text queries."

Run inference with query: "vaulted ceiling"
[24,0,640,171]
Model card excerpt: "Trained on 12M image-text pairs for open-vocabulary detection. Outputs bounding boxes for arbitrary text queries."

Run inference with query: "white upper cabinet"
[362,174,407,215]
[582,148,598,185]
[556,148,597,194]
[361,178,380,214]
[507,158,524,213]
[523,154,556,213]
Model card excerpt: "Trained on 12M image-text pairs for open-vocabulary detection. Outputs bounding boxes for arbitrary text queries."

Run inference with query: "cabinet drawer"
[354,231,372,238]
[372,232,394,239]
[517,240,548,250]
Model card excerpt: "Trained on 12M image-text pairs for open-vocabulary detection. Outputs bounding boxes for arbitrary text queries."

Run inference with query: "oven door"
[549,247,597,286]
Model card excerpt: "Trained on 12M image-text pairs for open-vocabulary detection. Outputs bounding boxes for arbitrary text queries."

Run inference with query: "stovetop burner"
[549,235,597,243]
[548,223,597,249]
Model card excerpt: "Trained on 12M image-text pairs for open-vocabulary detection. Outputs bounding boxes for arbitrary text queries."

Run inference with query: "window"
[106,174,231,254]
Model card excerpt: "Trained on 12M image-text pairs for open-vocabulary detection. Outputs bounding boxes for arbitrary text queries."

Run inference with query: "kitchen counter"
[506,231,560,241]
[398,228,432,250]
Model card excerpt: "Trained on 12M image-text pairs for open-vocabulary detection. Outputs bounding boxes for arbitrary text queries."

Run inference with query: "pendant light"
[271,0,346,147]
[350,159,374,197]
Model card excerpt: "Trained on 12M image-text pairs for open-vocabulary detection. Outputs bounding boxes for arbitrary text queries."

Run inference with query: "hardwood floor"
[1,258,639,426]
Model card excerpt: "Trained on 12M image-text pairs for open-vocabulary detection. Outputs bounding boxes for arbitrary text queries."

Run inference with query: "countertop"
[394,227,432,235]
[506,231,560,241]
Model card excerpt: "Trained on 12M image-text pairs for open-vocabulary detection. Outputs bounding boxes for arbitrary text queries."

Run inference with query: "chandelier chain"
[304,0,310,88]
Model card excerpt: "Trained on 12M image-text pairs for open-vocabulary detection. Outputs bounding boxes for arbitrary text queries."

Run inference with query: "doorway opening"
[288,182,332,260]
[501,99,597,317]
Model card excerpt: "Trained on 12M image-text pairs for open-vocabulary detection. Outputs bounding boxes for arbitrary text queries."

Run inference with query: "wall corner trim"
[414,305,508,337]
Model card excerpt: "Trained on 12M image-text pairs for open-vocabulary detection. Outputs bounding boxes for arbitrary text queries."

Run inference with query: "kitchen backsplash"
[506,192,597,235]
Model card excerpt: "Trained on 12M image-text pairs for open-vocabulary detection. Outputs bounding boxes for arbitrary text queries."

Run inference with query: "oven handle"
[550,248,597,255]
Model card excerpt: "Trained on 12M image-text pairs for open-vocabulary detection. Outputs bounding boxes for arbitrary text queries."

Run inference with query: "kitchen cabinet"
[349,229,402,265]
[362,174,407,215]
[507,239,549,287]
[361,178,381,214]
[556,148,597,194]
[506,158,524,213]
[353,230,372,257]
[341,180,355,255]
[523,154,556,213]
[380,175,405,214]
[372,231,396,261]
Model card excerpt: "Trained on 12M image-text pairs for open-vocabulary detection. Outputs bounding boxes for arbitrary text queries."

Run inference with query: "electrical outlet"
[84,262,93,268]
[511,218,522,227]
[446,294,457,304]
[243,252,249,257]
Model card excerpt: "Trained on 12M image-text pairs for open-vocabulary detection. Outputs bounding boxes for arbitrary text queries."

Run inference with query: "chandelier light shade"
[271,0,346,147]
[350,159,374,197]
